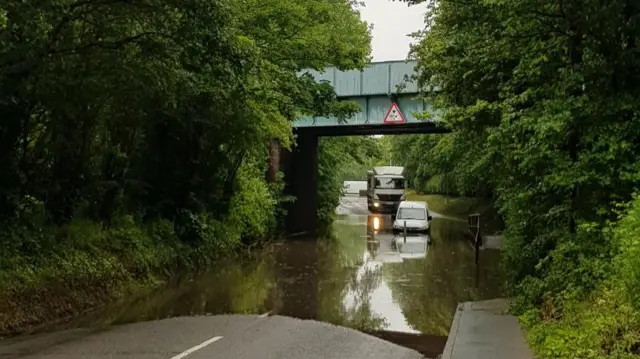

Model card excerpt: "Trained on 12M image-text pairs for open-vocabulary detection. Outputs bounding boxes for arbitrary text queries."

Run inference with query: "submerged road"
[0,315,423,359]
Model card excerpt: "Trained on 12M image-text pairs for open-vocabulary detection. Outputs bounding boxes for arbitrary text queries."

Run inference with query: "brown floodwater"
[25,198,504,355]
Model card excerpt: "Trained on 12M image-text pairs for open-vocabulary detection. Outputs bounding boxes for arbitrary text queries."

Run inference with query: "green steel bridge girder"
[293,60,443,133]
[294,94,436,127]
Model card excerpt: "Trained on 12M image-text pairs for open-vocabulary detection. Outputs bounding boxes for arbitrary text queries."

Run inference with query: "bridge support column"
[281,133,318,235]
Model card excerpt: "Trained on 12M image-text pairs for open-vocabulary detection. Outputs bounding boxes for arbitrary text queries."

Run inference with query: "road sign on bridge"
[383,102,406,124]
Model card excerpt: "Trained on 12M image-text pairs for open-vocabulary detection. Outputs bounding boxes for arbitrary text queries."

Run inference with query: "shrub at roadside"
[520,196,640,358]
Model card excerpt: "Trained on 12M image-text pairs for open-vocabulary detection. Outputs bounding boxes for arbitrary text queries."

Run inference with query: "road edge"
[441,302,466,359]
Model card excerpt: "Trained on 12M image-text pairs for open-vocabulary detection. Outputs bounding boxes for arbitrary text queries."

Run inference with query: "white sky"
[359,0,428,62]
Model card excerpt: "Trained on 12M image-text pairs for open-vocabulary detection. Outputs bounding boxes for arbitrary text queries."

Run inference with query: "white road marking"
[170,336,223,359]
[259,311,271,318]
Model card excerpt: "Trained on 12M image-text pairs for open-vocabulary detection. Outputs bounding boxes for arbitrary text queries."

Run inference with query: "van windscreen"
[397,208,426,220]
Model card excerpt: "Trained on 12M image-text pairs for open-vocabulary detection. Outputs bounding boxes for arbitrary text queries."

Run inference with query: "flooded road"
[33,196,504,341]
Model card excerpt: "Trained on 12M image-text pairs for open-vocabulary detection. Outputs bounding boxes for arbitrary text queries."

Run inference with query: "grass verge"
[0,214,261,337]
[406,192,504,234]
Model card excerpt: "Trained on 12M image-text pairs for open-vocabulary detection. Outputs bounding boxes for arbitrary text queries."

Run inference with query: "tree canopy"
[0,0,371,334]
[392,0,640,355]
[0,0,370,229]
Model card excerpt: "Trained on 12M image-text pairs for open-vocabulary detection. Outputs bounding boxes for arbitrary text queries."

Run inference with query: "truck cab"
[367,166,406,214]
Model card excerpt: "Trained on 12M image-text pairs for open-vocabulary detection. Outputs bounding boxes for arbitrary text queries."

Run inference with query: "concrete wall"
[273,133,319,235]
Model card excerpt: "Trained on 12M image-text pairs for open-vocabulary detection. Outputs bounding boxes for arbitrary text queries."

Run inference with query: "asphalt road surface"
[0,315,424,359]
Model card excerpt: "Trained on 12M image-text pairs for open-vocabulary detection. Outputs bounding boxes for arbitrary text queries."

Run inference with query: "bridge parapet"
[301,60,420,97]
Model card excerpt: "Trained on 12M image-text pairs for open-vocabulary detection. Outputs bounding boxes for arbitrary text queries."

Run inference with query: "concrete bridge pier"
[275,132,319,235]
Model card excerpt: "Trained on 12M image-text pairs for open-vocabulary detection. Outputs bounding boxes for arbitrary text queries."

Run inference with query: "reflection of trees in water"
[339,264,388,331]
[315,220,388,332]
[272,239,320,319]
[50,254,277,331]
[383,218,504,336]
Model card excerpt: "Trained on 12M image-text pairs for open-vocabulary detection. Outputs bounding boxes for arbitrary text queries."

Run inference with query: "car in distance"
[393,201,432,234]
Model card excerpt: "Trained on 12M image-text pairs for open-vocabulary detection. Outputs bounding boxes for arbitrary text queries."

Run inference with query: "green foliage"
[317,136,383,224]
[0,211,251,334]
[0,0,370,226]
[521,196,640,358]
[0,0,370,333]
[613,196,640,308]
[407,0,640,289]
[401,0,640,354]
[388,133,494,197]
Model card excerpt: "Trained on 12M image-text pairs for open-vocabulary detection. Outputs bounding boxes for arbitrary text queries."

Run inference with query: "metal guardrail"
[468,214,481,265]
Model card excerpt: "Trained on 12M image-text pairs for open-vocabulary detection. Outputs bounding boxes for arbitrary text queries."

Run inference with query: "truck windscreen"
[375,177,404,189]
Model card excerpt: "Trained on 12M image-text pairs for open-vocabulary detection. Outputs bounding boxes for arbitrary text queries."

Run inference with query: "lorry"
[366,166,406,214]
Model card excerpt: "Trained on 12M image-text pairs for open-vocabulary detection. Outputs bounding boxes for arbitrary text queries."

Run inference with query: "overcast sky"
[359,0,427,62]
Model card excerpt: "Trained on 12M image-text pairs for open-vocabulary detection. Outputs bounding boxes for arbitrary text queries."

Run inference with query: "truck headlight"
[373,202,379,207]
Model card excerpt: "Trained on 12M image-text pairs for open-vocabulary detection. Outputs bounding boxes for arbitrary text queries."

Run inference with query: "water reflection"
[394,234,429,259]
[31,206,503,338]
[301,214,502,335]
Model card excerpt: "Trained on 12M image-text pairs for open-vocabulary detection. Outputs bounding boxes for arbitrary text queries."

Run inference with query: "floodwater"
[31,196,504,353]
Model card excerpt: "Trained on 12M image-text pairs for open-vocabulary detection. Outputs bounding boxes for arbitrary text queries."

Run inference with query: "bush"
[317,136,384,225]
[0,161,282,335]
[521,195,640,359]
[613,197,640,308]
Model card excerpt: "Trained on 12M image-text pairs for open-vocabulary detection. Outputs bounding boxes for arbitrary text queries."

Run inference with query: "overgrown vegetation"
[398,0,640,356]
[522,197,640,358]
[388,134,493,198]
[317,136,382,224]
[406,192,490,218]
[0,0,370,335]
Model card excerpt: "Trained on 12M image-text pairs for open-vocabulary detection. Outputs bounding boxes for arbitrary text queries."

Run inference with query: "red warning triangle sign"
[383,102,406,124]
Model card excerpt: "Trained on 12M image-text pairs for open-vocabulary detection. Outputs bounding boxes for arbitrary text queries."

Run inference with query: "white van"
[392,201,432,234]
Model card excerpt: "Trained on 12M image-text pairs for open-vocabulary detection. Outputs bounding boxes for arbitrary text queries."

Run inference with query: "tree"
[404,0,640,306]
[0,0,371,228]
[318,136,383,224]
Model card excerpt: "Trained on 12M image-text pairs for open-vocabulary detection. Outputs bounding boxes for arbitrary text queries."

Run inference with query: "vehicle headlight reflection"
[373,216,380,231]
